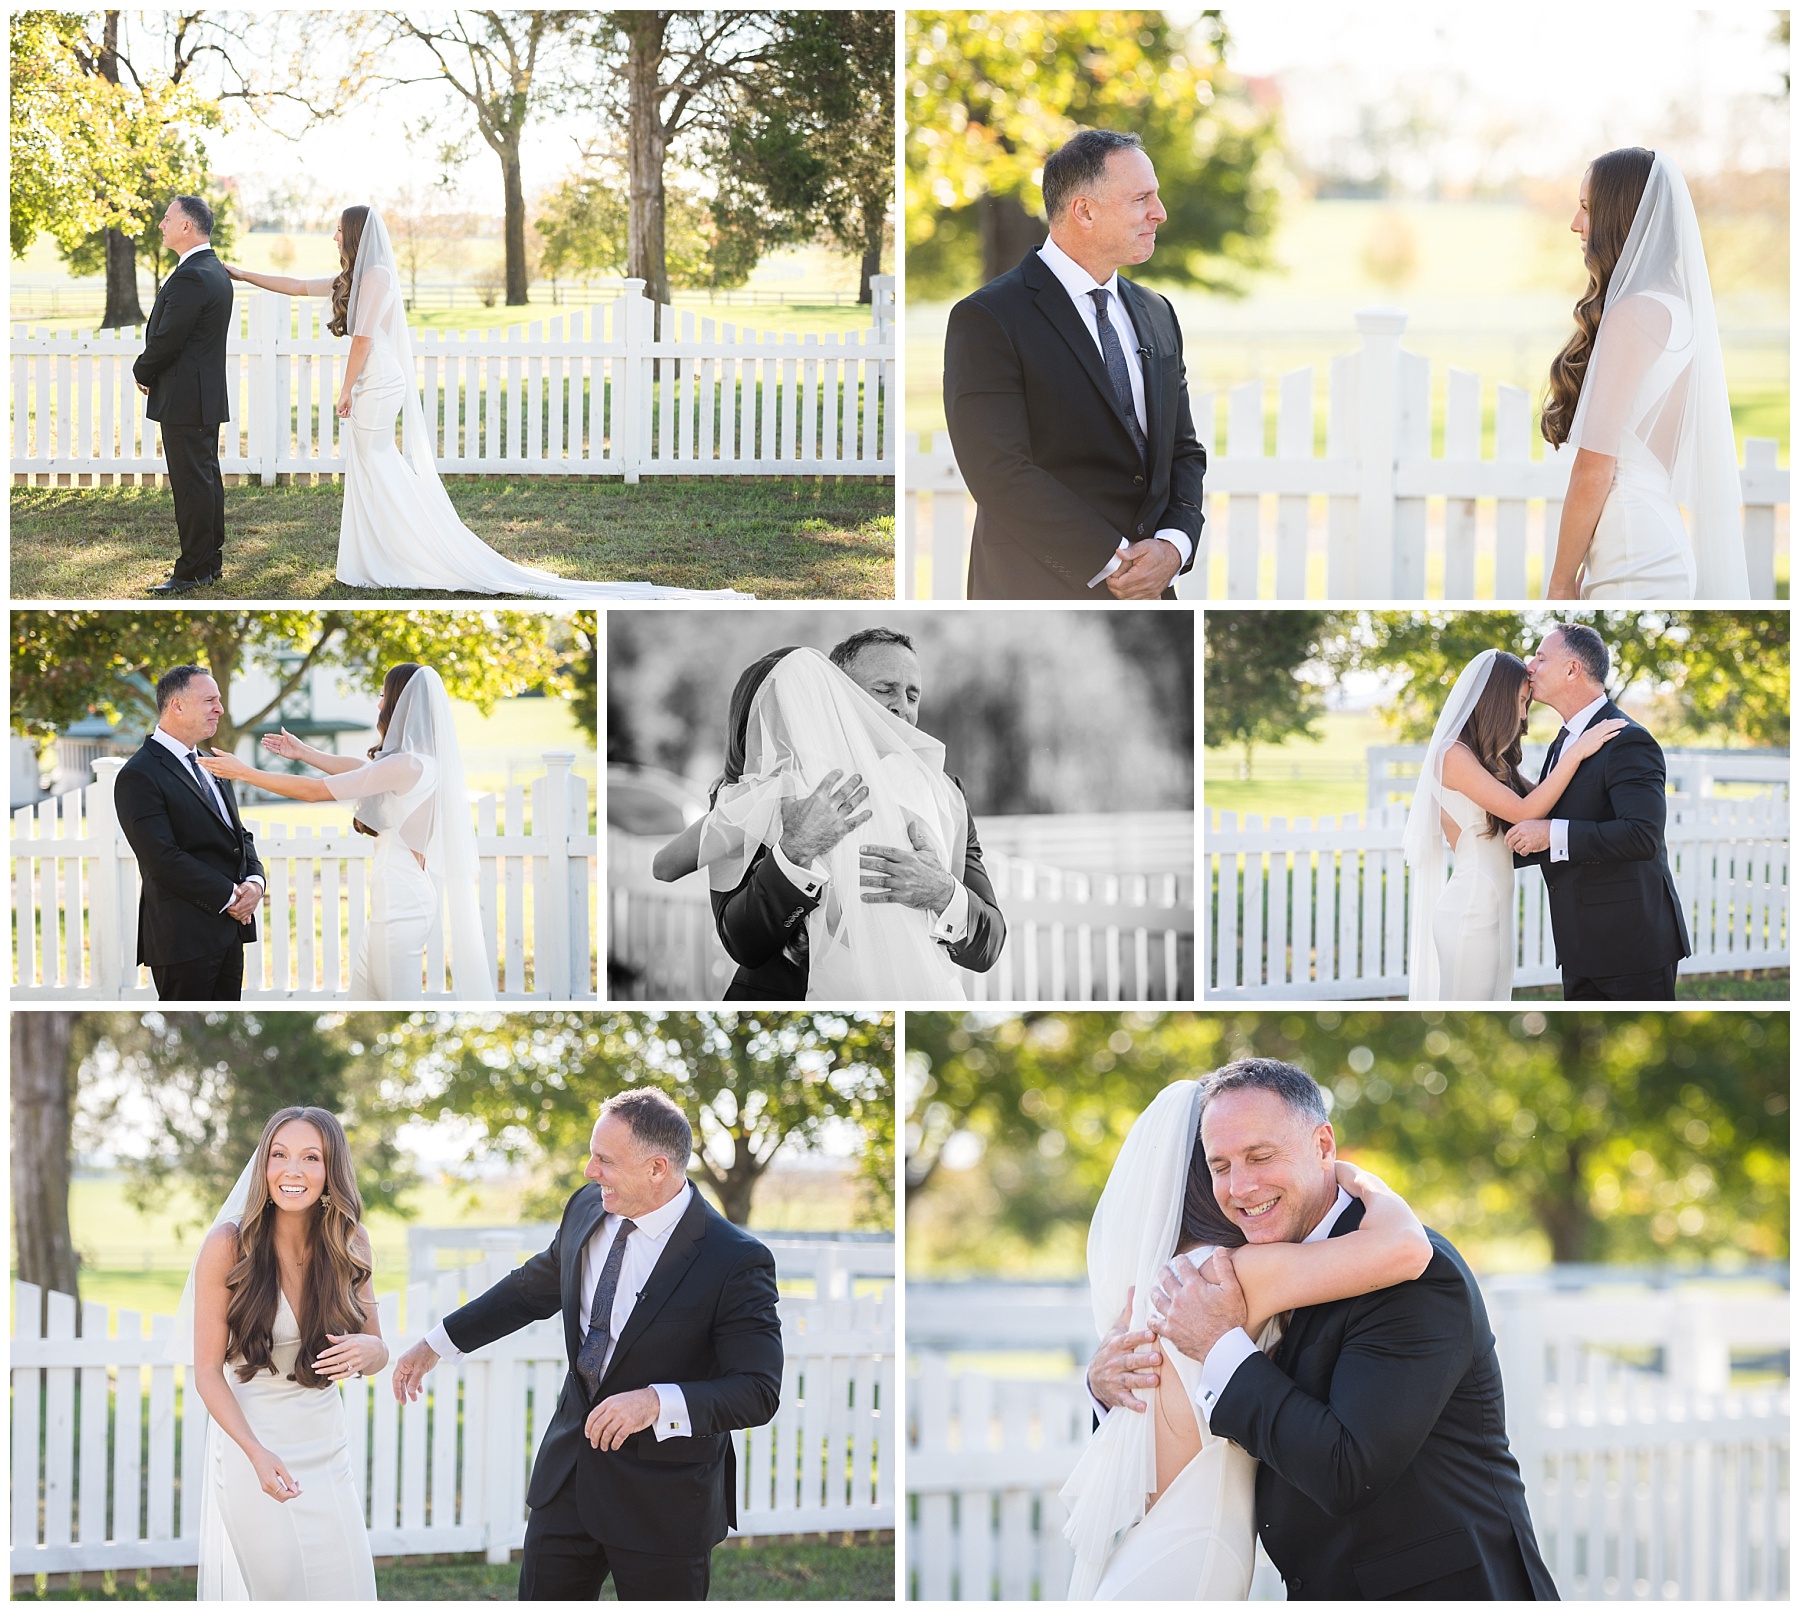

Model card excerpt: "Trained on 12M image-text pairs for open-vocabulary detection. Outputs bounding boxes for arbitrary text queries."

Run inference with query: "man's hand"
[226,881,262,923]
[1148,1249,1249,1365]
[1505,819,1552,855]
[778,769,871,866]
[1086,1289,1161,1414]
[586,1386,661,1451]
[860,821,956,913]
[391,1338,440,1402]
[136,383,150,396]
[1105,537,1181,599]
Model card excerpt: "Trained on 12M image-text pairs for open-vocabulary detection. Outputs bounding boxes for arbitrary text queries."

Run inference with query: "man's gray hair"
[155,664,210,713]
[1042,129,1144,222]
[829,626,914,670]
[600,1087,692,1172]
[1202,1057,1329,1126]
[1551,622,1609,685]
[172,195,214,237]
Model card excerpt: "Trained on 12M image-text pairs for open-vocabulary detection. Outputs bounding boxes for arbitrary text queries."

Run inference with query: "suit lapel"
[561,1188,609,1362]
[1024,255,1144,448]
[599,1190,708,1386]
[1117,277,1164,457]
[145,737,231,826]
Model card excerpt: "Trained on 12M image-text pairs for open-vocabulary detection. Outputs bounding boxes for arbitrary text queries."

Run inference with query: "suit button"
[1136,523,1145,535]
[1133,474,1144,485]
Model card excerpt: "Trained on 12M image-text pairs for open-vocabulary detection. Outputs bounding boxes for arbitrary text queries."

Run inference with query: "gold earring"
[320,1192,331,1207]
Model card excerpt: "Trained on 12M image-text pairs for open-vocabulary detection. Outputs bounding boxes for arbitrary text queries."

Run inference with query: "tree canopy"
[1202,611,1328,778]
[906,1011,1787,1275]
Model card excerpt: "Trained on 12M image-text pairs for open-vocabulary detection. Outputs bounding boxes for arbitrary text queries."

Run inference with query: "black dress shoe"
[147,576,202,595]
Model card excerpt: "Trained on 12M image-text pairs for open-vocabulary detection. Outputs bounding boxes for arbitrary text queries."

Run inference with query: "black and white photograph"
[607,609,1195,1003]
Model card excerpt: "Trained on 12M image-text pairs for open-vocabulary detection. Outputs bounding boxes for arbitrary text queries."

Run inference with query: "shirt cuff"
[651,1383,691,1439]
[1087,538,1130,589]
[1195,1326,1260,1423]
[930,880,971,945]
[1550,819,1569,862]
[772,841,826,897]
[423,1320,464,1363]
[1152,527,1193,567]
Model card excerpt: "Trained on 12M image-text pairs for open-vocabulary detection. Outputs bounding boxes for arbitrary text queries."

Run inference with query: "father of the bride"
[1091,1059,1558,1601]
[113,665,265,1001]
[391,1089,782,1600]
[712,626,1006,998]
[1505,622,1691,999]
[944,128,1205,599]
[132,195,234,594]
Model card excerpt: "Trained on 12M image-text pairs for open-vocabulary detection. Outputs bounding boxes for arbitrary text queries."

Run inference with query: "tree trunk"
[858,194,884,305]
[710,1161,761,1226]
[623,13,671,309]
[501,147,529,306]
[13,1013,79,1303]
[978,192,1046,285]
[101,228,145,329]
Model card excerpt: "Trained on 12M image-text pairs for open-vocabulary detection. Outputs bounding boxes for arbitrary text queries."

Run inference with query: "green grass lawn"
[15,1539,894,1601]
[1513,969,1790,1002]
[8,479,894,600]
[1205,710,1403,823]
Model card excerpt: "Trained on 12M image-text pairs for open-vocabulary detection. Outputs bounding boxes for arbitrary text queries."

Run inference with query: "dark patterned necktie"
[1541,726,1570,781]
[1088,288,1148,463]
[187,752,227,821]
[575,1218,635,1399]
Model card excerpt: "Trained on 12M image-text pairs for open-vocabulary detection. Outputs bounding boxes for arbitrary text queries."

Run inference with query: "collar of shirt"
[176,243,214,266]
[1562,691,1612,743]
[1038,233,1121,305]
[152,725,205,766]
[1303,1185,1356,1243]
[606,1179,692,1246]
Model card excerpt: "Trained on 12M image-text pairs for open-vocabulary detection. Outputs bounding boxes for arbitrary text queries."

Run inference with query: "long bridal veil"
[695,647,970,998]
[1059,1079,1201,1599]
[1566,153,1750,596]
[370,666,496,999]
[1401,650,1500,1002]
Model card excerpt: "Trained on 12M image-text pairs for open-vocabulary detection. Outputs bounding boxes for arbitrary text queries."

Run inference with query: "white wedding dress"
[1428,790,1516,1000]
[200,1290,376,1600]
[316,207,747,600]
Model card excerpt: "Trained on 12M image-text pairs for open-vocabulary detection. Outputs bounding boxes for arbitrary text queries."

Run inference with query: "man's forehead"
[847,644,920,684]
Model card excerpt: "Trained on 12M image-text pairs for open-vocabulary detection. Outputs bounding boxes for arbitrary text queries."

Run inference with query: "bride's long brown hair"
[352,661,422,839]
[223,1107,370,1387]
[1456,652,1531,838]
[1180,1095,1246,1252]
[1541,147,1655,448]
[328,205,370,340]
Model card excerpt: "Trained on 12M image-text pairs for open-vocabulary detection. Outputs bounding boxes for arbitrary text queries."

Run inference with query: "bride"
[224,204,747,600]
[1541,149,1750,600]
[200,662,496,1000]
[170,1106,382,1598]
[1061,1079,1432,1599]
[1402,648,1623,1001]
[652,644,968,998]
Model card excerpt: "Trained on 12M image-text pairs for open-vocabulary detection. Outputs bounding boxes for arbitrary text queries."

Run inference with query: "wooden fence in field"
[1206,789,1788,999]
[906,309,1787,600]
[11,1262,891,1585]
[11,754,595,1000]
[12,278,893,484]
[609,810,1195,1002]
[906,1278,1789,1601]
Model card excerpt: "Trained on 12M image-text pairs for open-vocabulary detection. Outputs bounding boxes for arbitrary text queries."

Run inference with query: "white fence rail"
[906,308,1787,600]
[12,1265,892,1583]
[1207,792,1788,999]
[1365,745,1792,814]
[11,754,596,1000]
[13,278,893,484]
[907,1281,1789,1601]
[609,818,1195,1002]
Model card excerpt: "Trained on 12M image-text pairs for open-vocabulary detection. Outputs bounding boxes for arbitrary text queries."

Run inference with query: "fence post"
[871,275,894,343]
[90,758,125,998]
[1353,308,1406,595]
[535,753,573,1000]
[617,279,648,484]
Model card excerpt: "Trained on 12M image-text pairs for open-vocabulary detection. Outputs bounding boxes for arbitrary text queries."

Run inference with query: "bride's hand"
[314,1332,387,1380]
[261,727,303,760]
[196,748,252,781]
[335,392,352,419]
[1334,1158,1395,1199]
[222,263,245,281]
[250,1444,302,1502]
[1570,717,1627,763]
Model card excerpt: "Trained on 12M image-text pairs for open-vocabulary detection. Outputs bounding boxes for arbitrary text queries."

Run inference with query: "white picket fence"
[906,309,1788,600]
[608,815,1195,1002]
[1206,790,1788,999]
[906,1279,1789,1601]
[12,277,893,484]
[11,1265,892,1584]
[10,754,596,1000]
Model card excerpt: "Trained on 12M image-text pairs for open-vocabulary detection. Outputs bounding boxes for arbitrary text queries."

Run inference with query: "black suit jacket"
[1209,1201,1558,1601]
[113,737,263,967]
[1512,703,1691,980]
[443,1185,782,1557]
[133,249,234,428]
[713,778,1006,999]
[944,248,1205,599]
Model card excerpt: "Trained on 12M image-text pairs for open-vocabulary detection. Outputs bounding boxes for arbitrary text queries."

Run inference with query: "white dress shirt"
[1035,235,1194,587]
[1548,692,1611,863]
[176,242,214,266]
[424,1182,695,1440]
[1193,1186,1356,1421]
[151,725,262,914]
[773,832,972,947]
